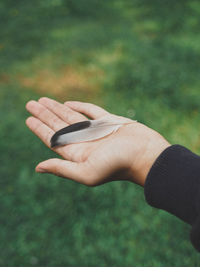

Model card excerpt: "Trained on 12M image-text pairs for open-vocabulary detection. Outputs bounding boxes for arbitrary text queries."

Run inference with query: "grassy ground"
[1,1,200,266]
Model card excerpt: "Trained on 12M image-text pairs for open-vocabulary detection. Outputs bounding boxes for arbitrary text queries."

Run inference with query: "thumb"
[36,158,87,184]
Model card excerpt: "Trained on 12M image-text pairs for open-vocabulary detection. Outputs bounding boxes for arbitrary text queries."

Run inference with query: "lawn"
[1,1,200,266]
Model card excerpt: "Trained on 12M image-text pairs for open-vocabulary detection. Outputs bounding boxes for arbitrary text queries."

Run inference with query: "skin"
[26,97,170,187]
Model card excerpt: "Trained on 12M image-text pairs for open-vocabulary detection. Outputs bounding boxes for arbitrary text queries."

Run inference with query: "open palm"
[26,97,170,186]
[26,98,136,185]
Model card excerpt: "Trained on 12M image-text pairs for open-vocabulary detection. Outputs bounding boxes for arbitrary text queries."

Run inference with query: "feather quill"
[50,115,135,147]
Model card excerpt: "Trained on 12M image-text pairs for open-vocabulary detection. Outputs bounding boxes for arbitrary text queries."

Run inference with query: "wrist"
[128,125,171,186]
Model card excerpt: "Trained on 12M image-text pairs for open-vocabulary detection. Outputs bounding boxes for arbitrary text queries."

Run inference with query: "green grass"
[1,1,200,266]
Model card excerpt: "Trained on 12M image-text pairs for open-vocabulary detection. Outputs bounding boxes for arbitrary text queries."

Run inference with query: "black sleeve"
[144,144,200,252]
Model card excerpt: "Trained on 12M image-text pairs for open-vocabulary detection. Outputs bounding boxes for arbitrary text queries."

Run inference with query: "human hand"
[26,97,170,186]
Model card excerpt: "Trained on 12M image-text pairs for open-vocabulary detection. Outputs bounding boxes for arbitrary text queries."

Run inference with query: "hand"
[26,97,170,186]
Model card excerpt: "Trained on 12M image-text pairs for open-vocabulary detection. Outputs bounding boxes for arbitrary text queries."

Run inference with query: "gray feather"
[51,116,134,147]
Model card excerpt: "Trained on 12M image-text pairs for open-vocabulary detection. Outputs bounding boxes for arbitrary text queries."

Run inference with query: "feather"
[50,115,135,147]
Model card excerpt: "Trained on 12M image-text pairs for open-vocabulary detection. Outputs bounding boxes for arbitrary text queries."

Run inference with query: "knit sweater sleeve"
[144,144,200,252]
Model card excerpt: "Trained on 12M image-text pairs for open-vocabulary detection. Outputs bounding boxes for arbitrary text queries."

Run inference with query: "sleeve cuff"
[144,144,200,252]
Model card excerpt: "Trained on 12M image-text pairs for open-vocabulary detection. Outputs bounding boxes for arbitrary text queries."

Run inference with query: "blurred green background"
[1,0,200,266]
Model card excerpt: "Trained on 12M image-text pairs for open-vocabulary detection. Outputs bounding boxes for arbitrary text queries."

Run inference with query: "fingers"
[26,116,87,160]
[64,101,109,119]
[26,100,67,131]
[38,97,87,124]
[26,117,54,147]
[25,98,94,161]
[26,116,64,155]
[36,158,96,186]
